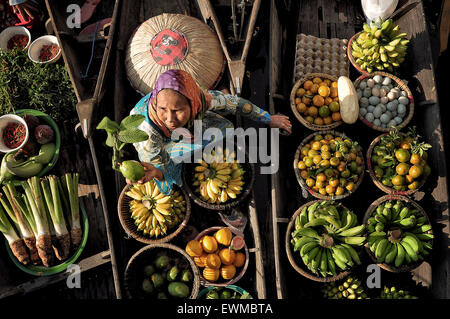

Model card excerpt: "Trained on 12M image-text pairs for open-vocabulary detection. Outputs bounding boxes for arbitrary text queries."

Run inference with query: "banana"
[195,165,207,172]
[300,241,319,257]
[401,241,419,262]
[319,248,328,277]
[216,168,232,175]
[299,207,309,228]
[209,179,221,194]
[415,233,433,241]
[156,196,171,204]
[215,162,230,171]
[302,246,320,264]
[226,189,237,199]
[206,180,217,200]
[384,243,398,264]
[219,189,228,203]
[337,225,365,237]
[152,209,165,223]
[291,227,321,239]
[401,233,420,254]
[377,242,392,263]
[293,236,317,252]
[307,202,320,222]
[398,207,412,220]
[151,184,160,198]
[326,248,337,276]
[375,238,389,259]
[412,224,431,234]
[342,236,366,246]
[310,248,323,274]
[200,182,208,198]
[215,174,231,183]
[145,181,154,196]
[397,216,416,228]
[341,243,361,265]
[394,243,406,267]
[331,245,350,266]
[126,190,143,201]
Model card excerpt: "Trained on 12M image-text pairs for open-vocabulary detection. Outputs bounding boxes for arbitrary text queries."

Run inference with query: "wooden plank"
[248,198,266,299]
[439,0,450,52]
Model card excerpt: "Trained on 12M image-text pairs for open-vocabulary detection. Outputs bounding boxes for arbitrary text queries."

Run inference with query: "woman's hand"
[269,114,292,135]
[12,1,40,21]
[126,162,164,184]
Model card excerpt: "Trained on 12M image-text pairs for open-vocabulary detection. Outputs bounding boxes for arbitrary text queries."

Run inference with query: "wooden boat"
[269,0,450,299]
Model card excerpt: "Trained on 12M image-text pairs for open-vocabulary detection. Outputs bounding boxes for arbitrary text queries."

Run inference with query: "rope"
[80,21,100,79]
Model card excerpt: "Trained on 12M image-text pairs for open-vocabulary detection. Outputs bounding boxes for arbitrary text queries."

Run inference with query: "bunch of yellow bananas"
[192,150,245,204]
[126,181,186,238]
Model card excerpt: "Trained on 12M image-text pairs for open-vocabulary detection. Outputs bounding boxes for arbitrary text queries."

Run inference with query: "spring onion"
[64,173,81,249]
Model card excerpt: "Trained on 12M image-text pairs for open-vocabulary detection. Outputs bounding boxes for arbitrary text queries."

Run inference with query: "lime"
[329,101,340,112]
[119,160,145,181]
[319,106,330,118]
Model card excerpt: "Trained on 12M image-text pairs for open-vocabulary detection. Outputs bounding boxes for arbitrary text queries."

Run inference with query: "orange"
[301,96,311,105]
[335,186,345,196]
[314,117,324,126]
[308,106,318,117]
[332,112,342,121]
[313,155,322,165]
[315,180,325,189]
[319,82,328,87]
[305,116,314,124]
[203,267,220,282]
[312,77,322,84]
[297,102,307,113]
[300,170,309,179]
[214,227,233,246]
[410,154,421,165]
[194,253,208,267]
[221,265,237,280]
[319,188,327,195]
[324,97,333,105]
[202,235,218,253]
[331,81,338,88]
[206,253,222,269]
[310,84,319,94]
[324,79,332,86]
[318,86,330,97]
[329,178,339,187]
[316,173,327,182]
[219,248,236,265]
[323,116,332,125]
[312,95,325,107]
[298,161,307,170]
[296,88,306,97]
[409,165,423,179]
[312,141,322,150]
[186,240,203,257]
[325,185,336,194]
[306,178,315,187]
[295,97,301,104]
[233,252,246,267]
[345,182,355,191]
[303,80,313,90]
[330,87,338,98]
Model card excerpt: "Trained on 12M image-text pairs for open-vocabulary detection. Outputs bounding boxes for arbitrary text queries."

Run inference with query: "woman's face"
[156,89,191,130]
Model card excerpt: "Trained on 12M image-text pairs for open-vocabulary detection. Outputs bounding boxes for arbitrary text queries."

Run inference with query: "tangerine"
[233,252,246,267]
[312,95,325,107]
[331,112,342,121]
[318,86,330,97]
[303,80,313,90]
[206,254,222,269]
[202,236,218,253]
[219,248,236,265]
[186,240,203,257]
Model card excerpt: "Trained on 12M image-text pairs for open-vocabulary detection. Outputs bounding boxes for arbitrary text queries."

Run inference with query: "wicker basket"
[285,200,352,282]
[117,183,191,244]
[125,13,225,95]
[354,72,414,132]
[362,195,433,273]
[293,130,365,200]
[366,133,427,196]
[347,32,369,76]
[194,226,250,287]
[290,73,343,131]
[124,243,200,299]
[182,159,255,211]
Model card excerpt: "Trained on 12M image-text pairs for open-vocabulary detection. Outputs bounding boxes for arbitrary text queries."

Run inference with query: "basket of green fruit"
[367,127,431,195]
[293,131,364,200]
[321,276,369,299]
[348,18,409,75]
[363,195,433,273]
[285,200,366,282]
[124,243,200,299]
[197,285,253,299]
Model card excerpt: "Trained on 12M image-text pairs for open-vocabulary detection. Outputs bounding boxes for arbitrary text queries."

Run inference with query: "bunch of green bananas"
[192,149,245,204]
[322,277,369,299]
[379,286,418,299]
[366,200,433,266]
[351,18,409,73]
[127,181,186,238]
[290,201,366,277]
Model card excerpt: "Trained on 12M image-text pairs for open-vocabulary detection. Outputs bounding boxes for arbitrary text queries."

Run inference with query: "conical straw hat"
[125,13,225,96]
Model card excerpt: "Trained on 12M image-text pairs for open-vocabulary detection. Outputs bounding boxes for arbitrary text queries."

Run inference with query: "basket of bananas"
[363,195,433,273]
[117,180,191,244]
[285,200,366,282]
[182,148,255,211]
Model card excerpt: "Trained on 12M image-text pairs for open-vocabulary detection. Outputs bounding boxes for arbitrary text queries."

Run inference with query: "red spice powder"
[3,122,27,149]
[39,43,59,62]
[7,35,29,50]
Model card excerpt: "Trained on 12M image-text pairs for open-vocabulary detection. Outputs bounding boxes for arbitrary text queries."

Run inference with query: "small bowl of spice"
[27,35,61,64]
[0,26,31,51]
[0,114,29,153]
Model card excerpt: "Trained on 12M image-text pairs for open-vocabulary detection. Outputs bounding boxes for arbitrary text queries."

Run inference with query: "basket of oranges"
[290,73,343,131]
[185,226,249,287]
[293,131,365,200]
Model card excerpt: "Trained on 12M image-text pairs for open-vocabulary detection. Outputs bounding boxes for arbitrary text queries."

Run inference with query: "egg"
[357,89,363,99]
[391,110,397,117]
[379,88,388,97]
[391,99,399,106]
[382,77,392,86]
[386,102,397,111]
[373,75,383,84]
[397,104,407,114]
[381,123,387,128]
[363,88,372,98]
[373,105,383,118]
[367,105,375,113]
[374,84,381,90]
[359,81,367,90]
[380,96,389,104]
[401,90,408,97]
[394,116,403,124]
[367,78,375,88]
[388,120,397,128]
[360,107,368,117]
[365,112,375,123]
[387,92,396,101]
[373,119,382,127]
[369,96,380,105]
[371,87,380,97]
[380,113,391,123]
[398,96,409,105]
[360,97,369,107]
[378,104,387,112]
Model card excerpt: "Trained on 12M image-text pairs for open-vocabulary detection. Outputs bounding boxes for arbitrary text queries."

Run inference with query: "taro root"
[34,125,55,144]
[23,114,40,132]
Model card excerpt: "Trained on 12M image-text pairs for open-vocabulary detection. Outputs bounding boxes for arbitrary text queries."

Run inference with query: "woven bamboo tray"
[285,200,353,282]
[293,130,365,200]
[366,133,427,196]
[354,72,414,132]
[290,73,343,131]
[117,183,191,244]
[194,226,250,287]
[362,195,433,273]
[123,243,200,299]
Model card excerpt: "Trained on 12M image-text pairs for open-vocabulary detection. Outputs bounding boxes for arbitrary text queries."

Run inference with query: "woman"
[129,69,291,194]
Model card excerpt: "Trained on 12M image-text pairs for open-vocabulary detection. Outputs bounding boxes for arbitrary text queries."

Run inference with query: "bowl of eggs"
[354,72,414,132]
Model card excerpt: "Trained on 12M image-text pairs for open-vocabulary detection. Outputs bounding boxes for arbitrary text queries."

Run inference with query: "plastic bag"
[361,0,398,23]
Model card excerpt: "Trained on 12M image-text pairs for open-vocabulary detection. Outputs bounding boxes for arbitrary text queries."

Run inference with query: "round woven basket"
[182,159,255,211]
[117,183,191,244]
[347,32,369,76]
[124,243,200,299]
[362,194,433,273]
[354,72,414,132]
[285,200,352,282]
[366,133,427,196]
[290,73,343,131]
[125,13,225,95]
[194,226,250,287]
[293,130,365,200]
